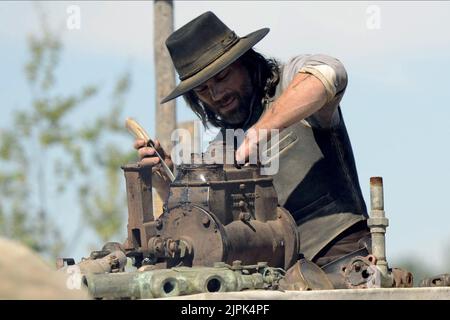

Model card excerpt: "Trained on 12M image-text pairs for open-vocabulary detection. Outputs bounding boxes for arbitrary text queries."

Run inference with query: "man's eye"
[194,86,207,93]
[216,70,229,81]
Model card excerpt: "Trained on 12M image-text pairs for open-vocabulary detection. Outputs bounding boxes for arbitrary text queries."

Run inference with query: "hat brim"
[160,28,270,104]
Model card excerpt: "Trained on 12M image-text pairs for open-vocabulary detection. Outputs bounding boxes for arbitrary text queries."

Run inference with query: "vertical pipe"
[154,0,176,152]
[370,177,384,211]
[367,177,389,275]
[154,0,176,218]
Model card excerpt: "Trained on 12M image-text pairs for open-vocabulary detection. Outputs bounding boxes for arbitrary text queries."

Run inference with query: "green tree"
[0,12,136,259]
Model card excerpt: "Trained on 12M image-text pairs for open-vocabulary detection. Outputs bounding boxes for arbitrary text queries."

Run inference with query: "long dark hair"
[183,49,280,129]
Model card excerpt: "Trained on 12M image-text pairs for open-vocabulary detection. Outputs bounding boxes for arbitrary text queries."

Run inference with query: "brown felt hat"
[161,11,269,104]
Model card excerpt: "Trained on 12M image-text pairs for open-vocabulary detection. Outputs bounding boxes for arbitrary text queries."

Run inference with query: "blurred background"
[0,1,449,285]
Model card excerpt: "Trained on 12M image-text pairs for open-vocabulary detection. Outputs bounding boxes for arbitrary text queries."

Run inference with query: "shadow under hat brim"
[160,28,270,104]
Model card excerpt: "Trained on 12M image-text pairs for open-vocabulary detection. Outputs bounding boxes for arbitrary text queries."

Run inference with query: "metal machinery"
[340,177,413,289]
[54,118,446,298]
[57,155,424,298]
[122,153,300,270]
[84,262,285,299]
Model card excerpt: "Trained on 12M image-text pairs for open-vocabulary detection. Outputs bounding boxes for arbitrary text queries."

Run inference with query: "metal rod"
[367,177,389,276]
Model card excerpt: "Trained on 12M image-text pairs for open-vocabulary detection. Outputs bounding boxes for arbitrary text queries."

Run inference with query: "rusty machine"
[65,147,303,299]
[118,117,300,271]
[57,119,428,298]
[56,119,323,298]
[122,153,300,271]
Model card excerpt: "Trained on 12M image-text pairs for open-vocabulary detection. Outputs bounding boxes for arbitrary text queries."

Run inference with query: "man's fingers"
[139,156,160,167]
[235,144,249,164]
[133,137,169,179]
[134,138,147,150]
[153,139,166,156]
[138,147,157,160]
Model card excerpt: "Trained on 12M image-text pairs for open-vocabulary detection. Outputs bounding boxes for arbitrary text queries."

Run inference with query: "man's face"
[193,60,253,126]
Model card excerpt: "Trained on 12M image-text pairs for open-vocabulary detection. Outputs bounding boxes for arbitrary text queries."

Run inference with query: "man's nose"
[209,85,225,102]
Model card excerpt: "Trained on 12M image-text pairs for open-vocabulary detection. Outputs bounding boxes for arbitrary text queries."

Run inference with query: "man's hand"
[134,138,173,169]
[236,73,328,163]
[133,138,173,199]
[235,129,260,164]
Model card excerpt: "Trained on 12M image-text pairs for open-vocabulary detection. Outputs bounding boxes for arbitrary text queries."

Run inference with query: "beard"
[210,83,254,126]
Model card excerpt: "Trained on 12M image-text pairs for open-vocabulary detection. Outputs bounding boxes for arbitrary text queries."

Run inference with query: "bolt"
[239,183,246,191]
[238,200,246,209]
[155,219,163,230]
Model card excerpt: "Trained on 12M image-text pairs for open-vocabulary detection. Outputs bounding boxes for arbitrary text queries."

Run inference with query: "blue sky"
[1,1,449,272]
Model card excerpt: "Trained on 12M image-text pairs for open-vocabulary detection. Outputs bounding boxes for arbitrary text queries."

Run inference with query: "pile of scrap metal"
[59,149,446,299]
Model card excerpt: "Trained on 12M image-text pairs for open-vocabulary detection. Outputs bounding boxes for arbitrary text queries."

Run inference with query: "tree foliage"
[0,14,136,259]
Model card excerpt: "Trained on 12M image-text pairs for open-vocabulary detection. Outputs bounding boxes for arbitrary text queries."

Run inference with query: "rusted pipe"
[367,177,392,286]
[370,177,384,211]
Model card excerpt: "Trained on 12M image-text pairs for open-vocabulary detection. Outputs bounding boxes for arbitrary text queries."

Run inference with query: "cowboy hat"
[161,11,269,104]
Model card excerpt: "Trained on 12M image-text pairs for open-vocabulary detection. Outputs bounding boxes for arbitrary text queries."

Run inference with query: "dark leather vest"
[215,66,368,260]
[267,108,368,260]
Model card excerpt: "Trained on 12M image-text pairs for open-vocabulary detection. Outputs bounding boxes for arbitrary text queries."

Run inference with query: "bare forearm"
[235,73,328,162]
[134,137,173,200]
[253,72,327,132]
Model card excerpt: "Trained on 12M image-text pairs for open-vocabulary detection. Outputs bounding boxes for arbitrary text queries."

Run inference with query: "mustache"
[217,93,239,109]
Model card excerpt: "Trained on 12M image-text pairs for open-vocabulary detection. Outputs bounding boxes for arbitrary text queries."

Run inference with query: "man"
[134,12,370,272]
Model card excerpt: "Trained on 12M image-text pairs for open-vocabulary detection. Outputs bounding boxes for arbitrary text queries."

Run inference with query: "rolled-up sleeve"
[283,54,348,103]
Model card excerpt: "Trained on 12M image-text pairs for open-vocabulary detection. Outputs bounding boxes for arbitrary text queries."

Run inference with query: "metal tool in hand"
[125,117,175,182]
